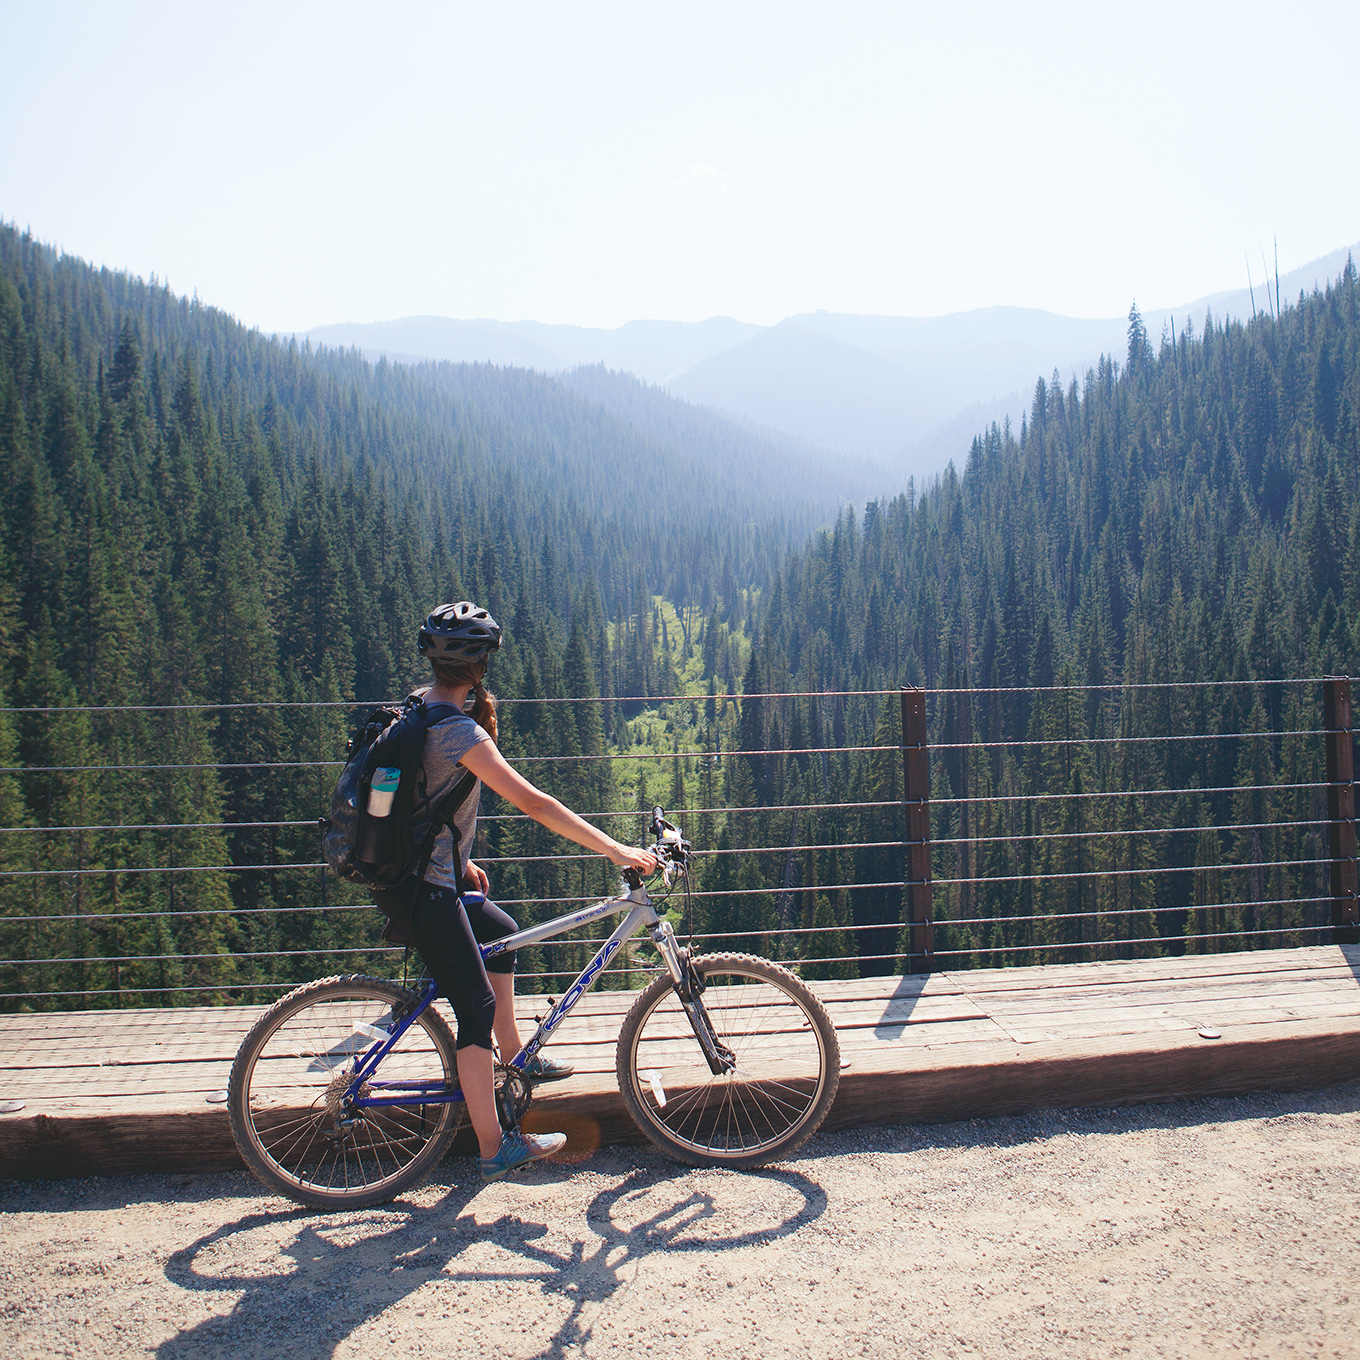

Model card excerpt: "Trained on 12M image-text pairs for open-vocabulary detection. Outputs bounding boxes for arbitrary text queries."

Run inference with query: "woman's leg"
[460,894,525,1061]
[413,884,567,1167]
[489,972,524,1060]
[462,896,573,1080]
[410,883,506,1158]
[459,975,522,1158]
[454,1044,502,1159]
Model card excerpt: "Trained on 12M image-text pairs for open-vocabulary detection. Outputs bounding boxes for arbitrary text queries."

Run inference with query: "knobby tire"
[228,974,463,1209]
[616,952,840,1169]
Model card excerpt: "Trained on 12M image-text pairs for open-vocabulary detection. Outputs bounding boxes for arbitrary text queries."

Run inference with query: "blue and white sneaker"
[479,1129,567,1181]
[522,1053,575,1083]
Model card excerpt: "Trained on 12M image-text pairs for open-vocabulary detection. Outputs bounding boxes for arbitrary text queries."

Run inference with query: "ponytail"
[469,681,498,745]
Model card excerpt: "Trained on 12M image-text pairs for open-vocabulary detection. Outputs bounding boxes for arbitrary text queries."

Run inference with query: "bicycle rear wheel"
[228,974,463,1209]
[616,953,840,1169]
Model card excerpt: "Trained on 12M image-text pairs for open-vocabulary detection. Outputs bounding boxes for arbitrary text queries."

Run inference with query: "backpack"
[322,695,478,944]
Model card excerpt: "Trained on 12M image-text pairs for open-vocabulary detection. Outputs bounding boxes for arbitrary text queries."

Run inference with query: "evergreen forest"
[1,219,1357,1009]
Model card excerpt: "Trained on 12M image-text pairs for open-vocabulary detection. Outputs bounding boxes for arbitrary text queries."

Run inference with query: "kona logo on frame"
[541,940,621,1037]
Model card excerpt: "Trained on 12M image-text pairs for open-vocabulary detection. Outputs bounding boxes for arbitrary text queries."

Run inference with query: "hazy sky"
[2,1,1356,334]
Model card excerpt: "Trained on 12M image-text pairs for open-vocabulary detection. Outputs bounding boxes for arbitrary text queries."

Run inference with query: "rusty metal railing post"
[902,686,935,973]
[1323,677,1359,943]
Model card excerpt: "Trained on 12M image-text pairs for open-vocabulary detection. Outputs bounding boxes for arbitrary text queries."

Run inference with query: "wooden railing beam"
[902,686,935,973]
[1323,676,1359,944]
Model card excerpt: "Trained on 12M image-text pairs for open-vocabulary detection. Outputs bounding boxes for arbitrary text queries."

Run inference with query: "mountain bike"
[227,808,841,1208]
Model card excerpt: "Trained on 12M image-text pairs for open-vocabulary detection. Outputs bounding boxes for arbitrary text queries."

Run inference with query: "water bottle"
[357,766,401,865]
[367,767,401,818]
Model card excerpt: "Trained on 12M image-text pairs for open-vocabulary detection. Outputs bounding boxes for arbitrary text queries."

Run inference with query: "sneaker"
[479,1129,567,1182]
[523,1053,575,1083]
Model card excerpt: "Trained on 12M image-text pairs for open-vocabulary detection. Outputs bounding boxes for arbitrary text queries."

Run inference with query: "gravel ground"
[3,1084,1360,1360]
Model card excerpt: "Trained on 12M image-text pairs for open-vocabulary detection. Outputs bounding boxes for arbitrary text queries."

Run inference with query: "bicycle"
[227,808,841,1208]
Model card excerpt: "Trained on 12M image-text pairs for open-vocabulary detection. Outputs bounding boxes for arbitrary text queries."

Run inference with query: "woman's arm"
[458,739,657,875]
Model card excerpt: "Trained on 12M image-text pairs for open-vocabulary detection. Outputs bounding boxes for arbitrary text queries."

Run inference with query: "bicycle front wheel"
[228,974,463,1209]
[616,953,840,1169]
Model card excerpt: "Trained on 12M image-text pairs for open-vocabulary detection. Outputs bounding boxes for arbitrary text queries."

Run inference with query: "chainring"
[495,1064,532,1131]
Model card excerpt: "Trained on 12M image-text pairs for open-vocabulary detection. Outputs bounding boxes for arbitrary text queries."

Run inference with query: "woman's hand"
[464,860,491,893]
[608,843,658,875]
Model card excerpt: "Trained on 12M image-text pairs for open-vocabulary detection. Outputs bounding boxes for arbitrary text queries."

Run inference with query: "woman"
[410,600,657,1182]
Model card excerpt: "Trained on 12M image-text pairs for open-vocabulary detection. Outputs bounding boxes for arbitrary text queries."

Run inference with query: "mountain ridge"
[305,240,1359,479]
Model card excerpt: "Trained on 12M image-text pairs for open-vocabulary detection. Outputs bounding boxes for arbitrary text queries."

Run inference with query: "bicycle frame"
[342,879,693,1111]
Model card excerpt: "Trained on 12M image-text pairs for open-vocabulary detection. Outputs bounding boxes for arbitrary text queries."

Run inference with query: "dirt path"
[3,1083,1360,1359]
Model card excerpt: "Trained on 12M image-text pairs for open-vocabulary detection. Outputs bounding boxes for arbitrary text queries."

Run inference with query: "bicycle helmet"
[418,601,502,664]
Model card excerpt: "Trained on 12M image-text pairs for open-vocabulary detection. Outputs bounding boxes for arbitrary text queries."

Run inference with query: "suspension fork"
[648,920,735,1075]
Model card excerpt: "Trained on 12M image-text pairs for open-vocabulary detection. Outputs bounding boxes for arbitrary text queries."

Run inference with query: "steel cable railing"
[1,677,1355,1010]
[0,802,904,834]
[0,674,1326,717]
[1,731,1332,776]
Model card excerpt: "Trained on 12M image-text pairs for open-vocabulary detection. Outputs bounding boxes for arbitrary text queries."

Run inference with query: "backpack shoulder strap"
[412,767,479,889]
[418,700,462,725]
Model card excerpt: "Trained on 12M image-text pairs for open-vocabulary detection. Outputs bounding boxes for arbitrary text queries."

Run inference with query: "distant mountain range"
[305,241,1359,482]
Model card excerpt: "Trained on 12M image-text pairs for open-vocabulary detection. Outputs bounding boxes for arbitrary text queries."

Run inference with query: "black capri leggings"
[411,881,517,1051]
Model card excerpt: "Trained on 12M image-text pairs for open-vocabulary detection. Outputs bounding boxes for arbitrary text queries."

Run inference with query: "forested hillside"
[735,265,1360,967]
[2,217,1357,1008]
[0,225,823,1006]
[555,363,884,510]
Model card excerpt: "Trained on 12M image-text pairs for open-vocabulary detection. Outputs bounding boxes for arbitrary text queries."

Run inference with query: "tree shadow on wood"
[157,1161,828,1360]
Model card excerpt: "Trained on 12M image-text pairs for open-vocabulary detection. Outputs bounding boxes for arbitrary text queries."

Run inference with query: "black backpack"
[322,695,477,944]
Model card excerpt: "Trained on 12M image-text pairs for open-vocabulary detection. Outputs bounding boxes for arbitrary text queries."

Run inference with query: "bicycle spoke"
[231,978,462,1207]
[620,955,837,1166]
[269,1112,327,1171]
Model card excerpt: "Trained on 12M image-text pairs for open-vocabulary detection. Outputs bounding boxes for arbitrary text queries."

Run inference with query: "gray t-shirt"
[415,702,492,890]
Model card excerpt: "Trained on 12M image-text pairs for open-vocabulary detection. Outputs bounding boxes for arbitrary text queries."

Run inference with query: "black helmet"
[418,601,502,664]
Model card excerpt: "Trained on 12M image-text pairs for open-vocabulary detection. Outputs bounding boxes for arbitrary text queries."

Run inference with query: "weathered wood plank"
[974,983,1360,1026]
[823,1015,1360,1129]
[962,961,1360,995]
[939,946,1358,994]
[5,948,1360,1180]
[23,947,1345,1043]
[0,999,988,1073]
[26,971,1360,1066]
[24,972,1352,1056]
[982,982,1360,1021]
[5,1013,1358,1180]
[963,965,1360,1001]
[998,999,1360,1044]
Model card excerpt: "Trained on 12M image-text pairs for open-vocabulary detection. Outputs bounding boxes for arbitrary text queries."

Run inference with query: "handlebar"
[646,805,691,870]
[617,807,692,893]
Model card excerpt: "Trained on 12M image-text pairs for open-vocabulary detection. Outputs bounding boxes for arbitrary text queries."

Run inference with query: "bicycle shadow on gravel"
[157,1161,828,1360]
